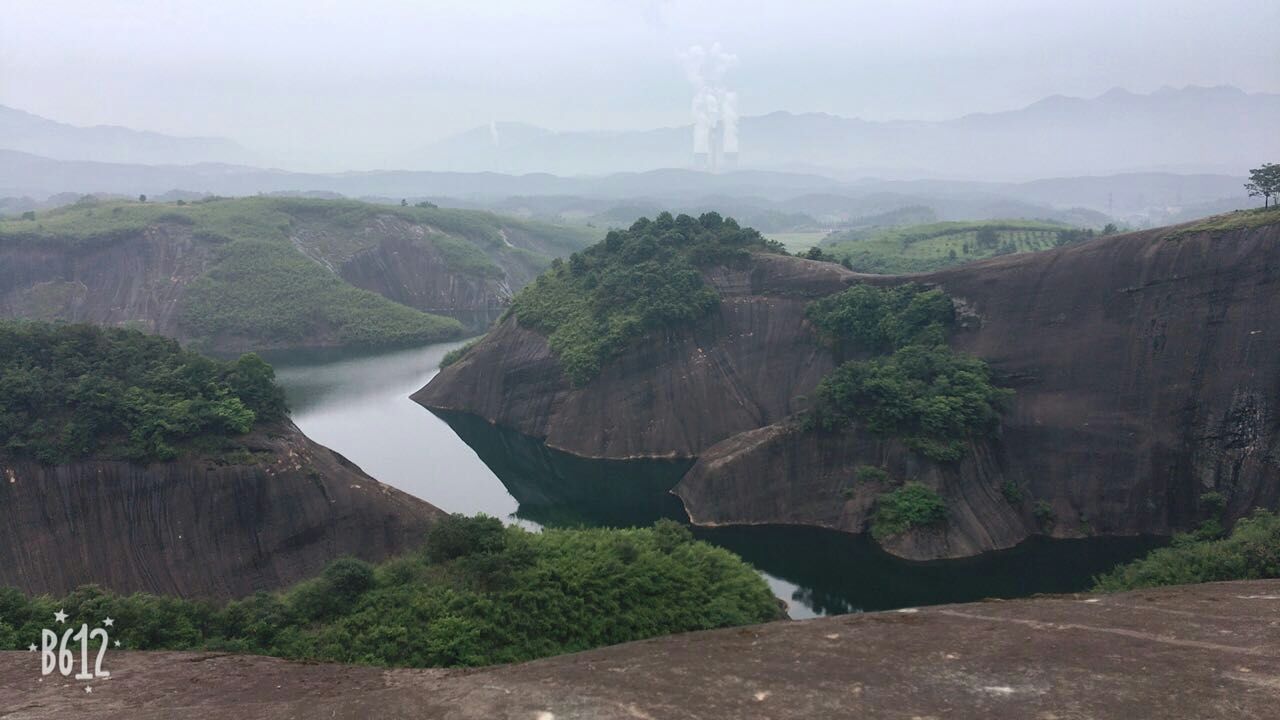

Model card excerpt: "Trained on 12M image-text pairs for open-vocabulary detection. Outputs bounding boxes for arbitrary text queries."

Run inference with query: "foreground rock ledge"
[3,580,1278,719]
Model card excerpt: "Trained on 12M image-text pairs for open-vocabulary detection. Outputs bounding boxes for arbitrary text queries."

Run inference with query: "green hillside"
[0,197,599,350]
[822,219,1086,274]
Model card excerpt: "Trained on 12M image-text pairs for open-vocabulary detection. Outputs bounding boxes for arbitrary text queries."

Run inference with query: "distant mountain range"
[0,105,256,166]
[2,85,1273,181]
[408,86,1280,180]
[0,149,1255,229]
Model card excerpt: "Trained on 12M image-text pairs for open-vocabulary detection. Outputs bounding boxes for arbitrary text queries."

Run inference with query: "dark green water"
[272,341,1164,619]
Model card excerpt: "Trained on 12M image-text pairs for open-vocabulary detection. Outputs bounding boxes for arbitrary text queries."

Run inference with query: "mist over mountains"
[0,104,257,166]
[409,86,1280,179]
[0,85,1270,229]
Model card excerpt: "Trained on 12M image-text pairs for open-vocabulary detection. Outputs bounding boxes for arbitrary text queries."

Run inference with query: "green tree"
[1245,163,1280,208]
[138,194,147,203]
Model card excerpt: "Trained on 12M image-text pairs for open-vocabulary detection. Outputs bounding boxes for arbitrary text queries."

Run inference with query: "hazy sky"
[3,0,1277,171]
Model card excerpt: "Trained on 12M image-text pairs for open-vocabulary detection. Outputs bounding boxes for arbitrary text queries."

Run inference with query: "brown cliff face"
[0,422,441,599]
[0,226,215,337]
[418,218,1280,560]
[0,213,560,349]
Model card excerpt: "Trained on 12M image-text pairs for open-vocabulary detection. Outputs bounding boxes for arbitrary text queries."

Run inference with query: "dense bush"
[871,483,948,540]
[0,516,783,667]
[0,321,287,463]
[806,283,952,355]
[1093,509,1280,592]
[510,212,783,384]
[802,284,1012,461]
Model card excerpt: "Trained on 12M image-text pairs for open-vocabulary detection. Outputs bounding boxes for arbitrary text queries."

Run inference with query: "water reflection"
[269,340,525,520]
[273,343,1165,619]
[696,525,1165,616]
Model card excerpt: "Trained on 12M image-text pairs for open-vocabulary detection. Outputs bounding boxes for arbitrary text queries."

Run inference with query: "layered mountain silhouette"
[0,104,256,166]
[407,86,1280,179]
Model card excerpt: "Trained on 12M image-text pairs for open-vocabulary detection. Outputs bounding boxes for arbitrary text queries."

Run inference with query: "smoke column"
[683,43,738,171]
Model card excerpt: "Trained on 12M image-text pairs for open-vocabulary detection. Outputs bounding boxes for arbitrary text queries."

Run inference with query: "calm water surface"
[271,340,1161,620]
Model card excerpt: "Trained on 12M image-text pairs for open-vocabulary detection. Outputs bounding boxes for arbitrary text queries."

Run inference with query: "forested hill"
[0,197,599,352]
[0,321,286,463]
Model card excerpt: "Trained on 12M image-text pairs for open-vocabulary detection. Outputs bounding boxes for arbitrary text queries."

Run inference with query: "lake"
[271,340,1162,619]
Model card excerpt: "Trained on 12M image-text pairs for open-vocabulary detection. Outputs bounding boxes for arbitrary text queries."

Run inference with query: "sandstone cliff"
[0,422,442,598]
[0,201,588,351]
[417,214,1280,560]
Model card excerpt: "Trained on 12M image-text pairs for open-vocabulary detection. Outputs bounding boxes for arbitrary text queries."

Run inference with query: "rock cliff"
[418,214,1280,559]
[0,200,590,350]
[0,422,441,598]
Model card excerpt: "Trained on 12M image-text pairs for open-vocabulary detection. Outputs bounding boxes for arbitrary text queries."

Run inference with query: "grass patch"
[0,321,286,463]
[765,231,831,254]
[1163,206,1280,240]
[510,212,784,385]
[0,516,782,667]
[1093,509,1280,592]
[822,219,1076,275]
[439,337,483,369]
[871,482,947,540]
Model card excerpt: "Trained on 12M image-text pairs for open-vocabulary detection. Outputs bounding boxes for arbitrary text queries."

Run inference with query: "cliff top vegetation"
[509,211,784,384]
[0,321,287,463]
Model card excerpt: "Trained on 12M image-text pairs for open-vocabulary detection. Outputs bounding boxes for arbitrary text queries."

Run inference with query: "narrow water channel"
[270,340,1162,619]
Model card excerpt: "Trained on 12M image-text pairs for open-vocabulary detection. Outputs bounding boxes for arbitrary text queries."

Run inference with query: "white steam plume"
[682,43,738,168]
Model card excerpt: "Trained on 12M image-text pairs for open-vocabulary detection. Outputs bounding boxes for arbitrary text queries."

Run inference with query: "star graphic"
[103,617,114,628]
[28,644,36,652]
[53,609,68,624]
[85,686,92,694]
[113,640,121,648]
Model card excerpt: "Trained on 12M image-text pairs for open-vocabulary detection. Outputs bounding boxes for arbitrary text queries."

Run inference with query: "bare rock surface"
[0,422,442,599]
[3,580,1278,719]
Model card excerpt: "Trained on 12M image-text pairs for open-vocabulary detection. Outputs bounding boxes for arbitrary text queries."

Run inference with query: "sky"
[3,0,1277,171]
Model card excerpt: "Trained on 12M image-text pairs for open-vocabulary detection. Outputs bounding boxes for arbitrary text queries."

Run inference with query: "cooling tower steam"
[683,43,739,172]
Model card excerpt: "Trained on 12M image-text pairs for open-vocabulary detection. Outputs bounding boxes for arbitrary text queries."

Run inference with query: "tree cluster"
[511,212,783,384]
[0,321,287,463]
[1245,163,1280,208]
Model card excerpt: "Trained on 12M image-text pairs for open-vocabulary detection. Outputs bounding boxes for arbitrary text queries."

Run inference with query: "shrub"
[1033,500,1055,526]
[802,283,1011,462]
[1199,491,1227,514]
[871,482,947,540]
[855,466,891,484]
[1002,480,1024,504]
[439,338,482,369]
[804,344,1012,462]
[1093,509,1280,592]
[423,514,507,564]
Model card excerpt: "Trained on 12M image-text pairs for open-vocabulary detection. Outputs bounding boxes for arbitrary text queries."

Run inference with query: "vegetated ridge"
[0,197,597,352]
